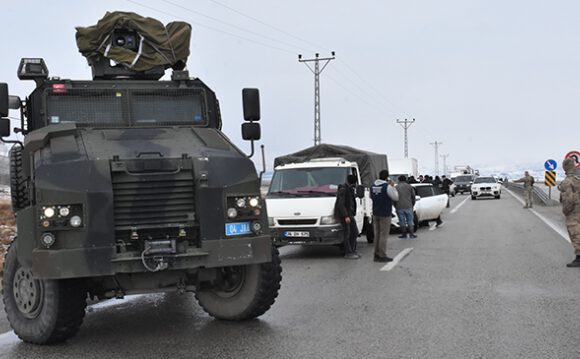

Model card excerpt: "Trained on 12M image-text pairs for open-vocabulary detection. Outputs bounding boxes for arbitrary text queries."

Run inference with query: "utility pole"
[298,52,335,146]
[430,141,443,175]
[396,118,415,158]
[440,154,449,176]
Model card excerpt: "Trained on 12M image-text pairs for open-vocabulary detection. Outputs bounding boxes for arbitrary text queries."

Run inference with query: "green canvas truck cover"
[274,144,388,187]
[75,11,191,72]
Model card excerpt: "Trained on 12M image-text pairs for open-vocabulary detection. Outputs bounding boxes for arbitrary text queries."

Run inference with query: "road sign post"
[545,171,556,199]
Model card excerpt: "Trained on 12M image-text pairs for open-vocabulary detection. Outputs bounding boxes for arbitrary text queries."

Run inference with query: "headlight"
[236,198,246,208]
[58,206,70,217]
[69,215,82,228]
[248,197,260,208]
[227,208,238,218]
[320,215,338,225]
[251,221,262,233]
[40,232,56,248]
[43,207,55,218]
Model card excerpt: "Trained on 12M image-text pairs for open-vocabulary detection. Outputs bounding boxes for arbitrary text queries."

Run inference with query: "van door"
[352,167,365,231]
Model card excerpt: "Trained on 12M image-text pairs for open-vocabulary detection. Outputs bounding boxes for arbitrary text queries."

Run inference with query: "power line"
[125,0,296,54]
[205,0,327,52]
[397,118,415,158]
[161,0,307,53]
[299,52,336,146]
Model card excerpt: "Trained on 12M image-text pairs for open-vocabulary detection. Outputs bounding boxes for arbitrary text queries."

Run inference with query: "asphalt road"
[0,190,579,358]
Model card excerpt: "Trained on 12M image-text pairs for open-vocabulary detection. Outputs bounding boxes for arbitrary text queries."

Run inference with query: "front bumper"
[32,235,272,279]
[472,190,500,197]
[271,225,343,246]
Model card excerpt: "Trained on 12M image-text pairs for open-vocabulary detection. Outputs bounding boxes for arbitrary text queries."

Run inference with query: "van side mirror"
[0,118,11,137]
[242,88,260,121]
[355,185,364,198]
[415,195,421,201]
[0,83,9,117]
[242,122,261,141]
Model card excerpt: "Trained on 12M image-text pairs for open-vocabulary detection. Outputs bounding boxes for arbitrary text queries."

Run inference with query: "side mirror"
[0,118,11,137]
[0,83,9,117]
[242,122,261,141]
[415,195,421,201]
[242,88,260,121]
[355,185,364,199]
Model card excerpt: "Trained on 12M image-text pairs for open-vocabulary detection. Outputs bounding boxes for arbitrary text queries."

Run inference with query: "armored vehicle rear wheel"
[9,145,30,212]
[2,241,87,345]
[196,246,282,320]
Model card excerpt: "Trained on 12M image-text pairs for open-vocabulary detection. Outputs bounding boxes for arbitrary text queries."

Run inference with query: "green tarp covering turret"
[76,11,191,72]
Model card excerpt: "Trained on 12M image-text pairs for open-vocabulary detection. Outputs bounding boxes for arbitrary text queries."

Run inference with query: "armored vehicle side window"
[131,90,206,126]
[46,90,126,125]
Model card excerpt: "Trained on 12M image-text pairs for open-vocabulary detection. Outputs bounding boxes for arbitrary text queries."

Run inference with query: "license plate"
[225,222,252,236]
[284,231,310,238]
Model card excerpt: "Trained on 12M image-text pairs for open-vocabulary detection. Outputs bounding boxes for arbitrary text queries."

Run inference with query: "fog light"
[58,206,70,217]
[227,208,238,218]
[251,221,262,233]
[41,220,50,228]
[43,207,55,218]
[70,215,82,228]
[253,208,261,216]
[40,232,56,248]
[236,198,246,208]
[249,197,259,208]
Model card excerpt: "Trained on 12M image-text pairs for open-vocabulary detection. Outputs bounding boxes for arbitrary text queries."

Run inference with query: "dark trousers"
[341,218,358,254]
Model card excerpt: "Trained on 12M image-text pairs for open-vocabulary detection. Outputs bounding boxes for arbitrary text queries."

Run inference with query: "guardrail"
[504,182,560,207]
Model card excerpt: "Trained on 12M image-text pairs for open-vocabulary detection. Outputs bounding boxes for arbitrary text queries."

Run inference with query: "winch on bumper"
[271,225,343,246]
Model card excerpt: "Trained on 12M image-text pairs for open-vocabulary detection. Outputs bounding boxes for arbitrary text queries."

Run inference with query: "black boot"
[567,255,580,268]
[398,226,408,239]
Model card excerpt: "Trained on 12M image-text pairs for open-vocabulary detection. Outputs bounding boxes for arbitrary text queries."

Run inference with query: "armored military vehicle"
[0,12,281,344]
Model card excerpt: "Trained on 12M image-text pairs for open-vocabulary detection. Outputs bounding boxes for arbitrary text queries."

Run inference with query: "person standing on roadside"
[559,158,580,267]
[441,175,453,207]
[335,174,360,259]
[396,175,417,239]
[514,171,535,208]
[370,170,399,262]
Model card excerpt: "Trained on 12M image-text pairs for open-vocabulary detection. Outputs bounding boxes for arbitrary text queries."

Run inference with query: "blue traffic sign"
[544,159,557,171]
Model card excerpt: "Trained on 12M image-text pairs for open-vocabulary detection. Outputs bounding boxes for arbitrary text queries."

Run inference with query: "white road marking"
[504,187,570,243]
[380,247,414,271]
[0,294,147,343]
[450,196,470,214]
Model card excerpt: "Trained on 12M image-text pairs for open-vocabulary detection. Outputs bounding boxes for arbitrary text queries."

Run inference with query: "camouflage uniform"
[559,158,580,266]
[514,172,535,208]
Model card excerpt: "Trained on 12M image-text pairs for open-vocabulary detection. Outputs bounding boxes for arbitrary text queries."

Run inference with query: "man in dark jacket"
[335,174,360,259]
[371,170,399,262]
[396,175,417,239]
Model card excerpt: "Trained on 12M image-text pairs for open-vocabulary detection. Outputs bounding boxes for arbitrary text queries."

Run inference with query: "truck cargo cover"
[76,11,191,72]
[274,144,388,187]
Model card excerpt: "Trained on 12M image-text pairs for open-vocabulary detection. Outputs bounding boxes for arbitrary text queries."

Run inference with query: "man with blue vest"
[371,169,399,262]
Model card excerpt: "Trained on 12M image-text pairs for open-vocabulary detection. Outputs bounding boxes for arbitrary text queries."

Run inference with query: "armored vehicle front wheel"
[196,246,282,320]
[2,241,87,345]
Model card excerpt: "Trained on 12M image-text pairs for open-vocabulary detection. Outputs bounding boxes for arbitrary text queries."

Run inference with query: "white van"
[266,158,373,247]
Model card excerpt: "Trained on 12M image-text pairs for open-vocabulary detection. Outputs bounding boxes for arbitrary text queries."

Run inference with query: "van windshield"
[268,167,349,197]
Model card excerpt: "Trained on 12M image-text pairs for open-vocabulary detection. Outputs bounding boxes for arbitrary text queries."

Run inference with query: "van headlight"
[320,215,338,225]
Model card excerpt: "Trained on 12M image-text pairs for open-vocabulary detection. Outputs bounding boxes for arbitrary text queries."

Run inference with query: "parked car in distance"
[454,174,477,194]
[392,183,448,232]
[471,176,501,200]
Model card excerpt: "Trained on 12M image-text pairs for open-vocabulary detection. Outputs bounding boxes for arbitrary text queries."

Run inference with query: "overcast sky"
[2,0,579,175]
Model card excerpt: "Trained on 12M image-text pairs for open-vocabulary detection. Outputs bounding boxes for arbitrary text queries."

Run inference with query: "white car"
[392,183,448,231]
[470,176,501,200]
